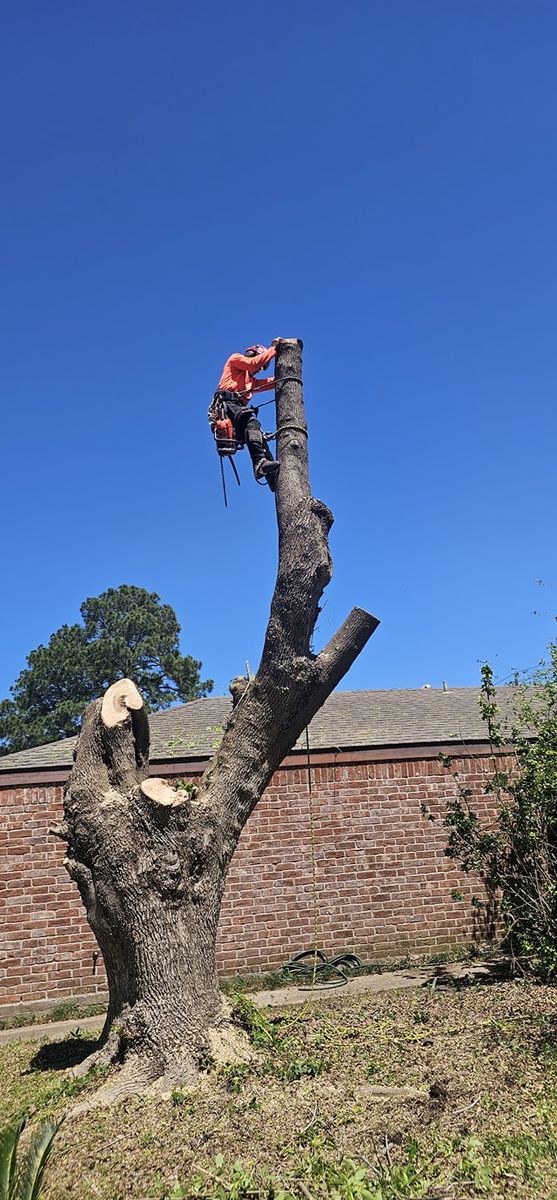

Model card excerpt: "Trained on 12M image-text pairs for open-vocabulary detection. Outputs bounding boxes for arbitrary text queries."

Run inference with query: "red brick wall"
[0,752,495,1010]
[0,784,106,1008]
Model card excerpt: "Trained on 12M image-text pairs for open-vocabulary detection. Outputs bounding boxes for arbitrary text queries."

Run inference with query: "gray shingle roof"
[0,686,522,774]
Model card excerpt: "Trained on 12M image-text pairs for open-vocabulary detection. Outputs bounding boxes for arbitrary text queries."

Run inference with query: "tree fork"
[61,338,379,1105]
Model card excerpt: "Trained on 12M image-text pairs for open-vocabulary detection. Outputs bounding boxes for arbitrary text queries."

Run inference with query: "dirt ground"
[1,977,557,1199]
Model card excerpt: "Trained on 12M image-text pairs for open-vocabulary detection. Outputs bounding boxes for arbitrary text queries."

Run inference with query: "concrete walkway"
[0,961,496,1046]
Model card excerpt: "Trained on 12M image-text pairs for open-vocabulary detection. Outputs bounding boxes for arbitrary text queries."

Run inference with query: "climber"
[210,340,281,489]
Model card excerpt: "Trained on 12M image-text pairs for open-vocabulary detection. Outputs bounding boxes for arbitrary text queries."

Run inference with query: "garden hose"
[281,949,364,990]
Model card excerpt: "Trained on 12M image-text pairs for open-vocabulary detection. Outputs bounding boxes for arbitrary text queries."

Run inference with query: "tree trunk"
[61,339,379,1103]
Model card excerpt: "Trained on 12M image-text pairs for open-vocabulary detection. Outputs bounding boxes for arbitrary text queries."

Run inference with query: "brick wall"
[0,750,496,1011]
[0,784,105,1008]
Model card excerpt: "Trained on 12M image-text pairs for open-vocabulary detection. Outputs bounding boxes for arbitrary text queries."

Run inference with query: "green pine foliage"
[443,648,557,980]
[0,585,212,755]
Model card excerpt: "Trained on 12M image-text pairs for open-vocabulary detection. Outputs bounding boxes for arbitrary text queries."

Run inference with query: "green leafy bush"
[443,651,557,980]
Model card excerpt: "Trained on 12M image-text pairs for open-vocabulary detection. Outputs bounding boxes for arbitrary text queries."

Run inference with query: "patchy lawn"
[1,979,557,1198]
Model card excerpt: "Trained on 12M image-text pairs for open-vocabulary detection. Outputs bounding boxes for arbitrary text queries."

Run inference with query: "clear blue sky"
[1,0,556,702]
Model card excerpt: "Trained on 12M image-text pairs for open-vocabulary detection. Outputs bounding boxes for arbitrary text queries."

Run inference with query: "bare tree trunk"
[61,340,378,1103]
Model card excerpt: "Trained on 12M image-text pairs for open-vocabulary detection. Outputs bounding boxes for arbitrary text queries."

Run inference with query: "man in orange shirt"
[210,340,281,489]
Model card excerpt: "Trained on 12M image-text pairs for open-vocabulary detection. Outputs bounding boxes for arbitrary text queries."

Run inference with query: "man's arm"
[229,346,276,374]
[251,376,275,394]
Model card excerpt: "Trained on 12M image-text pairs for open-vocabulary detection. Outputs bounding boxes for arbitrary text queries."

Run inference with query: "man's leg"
[232,407,280,489]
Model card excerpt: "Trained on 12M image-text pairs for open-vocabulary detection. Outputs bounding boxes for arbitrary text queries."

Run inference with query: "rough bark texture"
[61,339,378,1104]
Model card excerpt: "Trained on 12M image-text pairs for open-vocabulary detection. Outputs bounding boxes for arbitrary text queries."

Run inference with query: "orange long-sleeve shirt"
[217,346,276,404]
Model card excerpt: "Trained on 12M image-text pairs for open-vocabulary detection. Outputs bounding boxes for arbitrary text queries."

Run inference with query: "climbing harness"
[209,394,245,507]
[209,373,305,507]
[209,392,277,507]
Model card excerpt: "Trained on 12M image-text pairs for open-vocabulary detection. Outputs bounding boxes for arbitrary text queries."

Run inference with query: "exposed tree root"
[67,1003,252,1114]
[69,1058,163,1116]
[70,1026,122,1079]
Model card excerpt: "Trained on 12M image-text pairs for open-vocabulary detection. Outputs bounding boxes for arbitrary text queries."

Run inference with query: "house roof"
[0,686,521,775]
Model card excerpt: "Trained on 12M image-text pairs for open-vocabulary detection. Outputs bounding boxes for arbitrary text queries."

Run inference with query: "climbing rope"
[278,734,367,990]
[265,425,308,440]
[306,724,320,989]
[275,375,304,388]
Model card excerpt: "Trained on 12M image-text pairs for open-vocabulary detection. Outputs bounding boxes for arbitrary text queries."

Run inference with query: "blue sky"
[1,0,556,703]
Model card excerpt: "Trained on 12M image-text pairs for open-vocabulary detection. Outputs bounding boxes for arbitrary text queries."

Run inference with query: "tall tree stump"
[61,339,379,1103]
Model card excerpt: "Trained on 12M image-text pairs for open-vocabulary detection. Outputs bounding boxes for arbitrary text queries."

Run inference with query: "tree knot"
[229,675,251,708]
[310,498,334,532]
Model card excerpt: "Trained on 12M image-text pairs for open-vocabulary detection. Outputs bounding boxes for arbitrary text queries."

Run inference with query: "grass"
[0,1032,110,1127]
[2,979,557,1197]
[0,1003,107,1032]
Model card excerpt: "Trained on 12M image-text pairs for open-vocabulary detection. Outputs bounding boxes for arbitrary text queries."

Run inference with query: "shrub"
[443,651,557,980]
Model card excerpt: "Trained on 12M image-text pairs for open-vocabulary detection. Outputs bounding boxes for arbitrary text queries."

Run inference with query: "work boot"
[254,459,280,491]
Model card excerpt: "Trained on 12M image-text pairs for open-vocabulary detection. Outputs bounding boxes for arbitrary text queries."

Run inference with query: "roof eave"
[0,738,520,790]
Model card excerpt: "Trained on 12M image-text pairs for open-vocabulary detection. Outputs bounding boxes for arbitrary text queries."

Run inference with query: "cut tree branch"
[100,678,144,728]
[317,607,381,694]
[69,679,150,799]
[140,778,186,808]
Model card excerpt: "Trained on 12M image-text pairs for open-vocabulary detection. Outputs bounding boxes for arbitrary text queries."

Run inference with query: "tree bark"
[61,339,379,1103]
